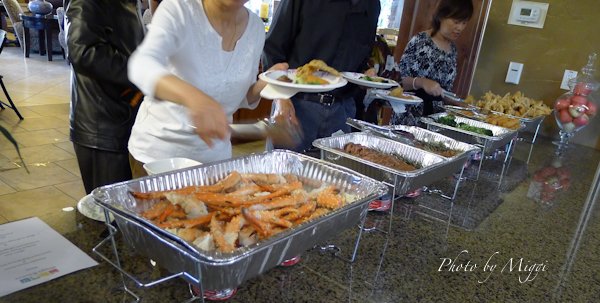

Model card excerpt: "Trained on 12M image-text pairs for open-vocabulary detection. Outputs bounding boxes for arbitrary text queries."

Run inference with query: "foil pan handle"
[325,152,342,161]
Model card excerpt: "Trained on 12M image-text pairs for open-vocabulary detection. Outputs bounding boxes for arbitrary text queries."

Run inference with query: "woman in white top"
[128,0,287,172]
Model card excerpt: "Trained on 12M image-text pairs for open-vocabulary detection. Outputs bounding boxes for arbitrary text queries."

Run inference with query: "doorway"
[393,0,492,97]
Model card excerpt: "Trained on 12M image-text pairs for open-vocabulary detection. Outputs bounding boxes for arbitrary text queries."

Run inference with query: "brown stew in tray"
[342,143,418,171]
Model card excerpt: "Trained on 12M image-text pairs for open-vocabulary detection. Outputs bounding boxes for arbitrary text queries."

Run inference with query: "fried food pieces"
[389,87,416,99]
[295,59,340,85]
[465,91,552,118]
[390,87,404,97]
[135,172,348,253]
[485,113,522,130]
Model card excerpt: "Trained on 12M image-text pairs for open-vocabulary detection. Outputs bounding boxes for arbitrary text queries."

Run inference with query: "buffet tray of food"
[420,113,519,153]
[346,119,480,160]
[313,132,467,195]
[444,105,546,133]
[92,150,386,290]
[463,91,552,133]
[489,110,547,133]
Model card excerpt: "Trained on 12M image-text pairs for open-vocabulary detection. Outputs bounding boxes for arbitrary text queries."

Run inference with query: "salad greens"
[437,115,494,136]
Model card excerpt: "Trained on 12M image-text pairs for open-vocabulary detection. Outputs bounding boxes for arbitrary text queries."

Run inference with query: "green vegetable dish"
[436,115,494,136]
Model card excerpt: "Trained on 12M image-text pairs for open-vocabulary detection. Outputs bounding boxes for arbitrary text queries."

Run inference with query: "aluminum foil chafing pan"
[421,113,518,153]
[381,125,480,160]
[92,150,386,290]
[445,105,547,133]
[313,132,463,195]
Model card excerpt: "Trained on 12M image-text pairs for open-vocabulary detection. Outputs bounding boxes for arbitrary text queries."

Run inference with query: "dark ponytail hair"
[431,0,474,37]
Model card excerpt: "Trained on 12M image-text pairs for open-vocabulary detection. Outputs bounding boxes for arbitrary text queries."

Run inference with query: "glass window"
[378,0,404,29]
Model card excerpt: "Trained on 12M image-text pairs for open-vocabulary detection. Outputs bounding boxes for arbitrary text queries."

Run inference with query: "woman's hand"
[272,98,299,127]
[153,75,229,147]
[268,62,289,72]
[363,68,377,77]
[185,93,228,147]
[419,78,444,96]
[247,62,290,102]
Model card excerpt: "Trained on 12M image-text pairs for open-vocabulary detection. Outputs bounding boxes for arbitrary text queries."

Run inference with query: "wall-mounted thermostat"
[508,1,549,29]
[516,6,540,23]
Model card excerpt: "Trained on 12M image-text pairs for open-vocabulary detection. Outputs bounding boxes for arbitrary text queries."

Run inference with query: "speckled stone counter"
[2,136,599,303]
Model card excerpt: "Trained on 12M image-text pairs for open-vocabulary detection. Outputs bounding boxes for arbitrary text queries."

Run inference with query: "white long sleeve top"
[128,0,265,164]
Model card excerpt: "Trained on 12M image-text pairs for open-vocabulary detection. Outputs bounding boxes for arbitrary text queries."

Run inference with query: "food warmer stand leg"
[473,142,488,181]
[521,116,544,164]
[93,210,208,303]
[497,137,516,189]
[324,178,397,264]
[527,119,544,164]
[418,164,466,234]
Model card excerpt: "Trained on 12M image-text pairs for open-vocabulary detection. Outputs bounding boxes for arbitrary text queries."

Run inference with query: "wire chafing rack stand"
[93,210,208,303]
[421,114,519,189]
[314,133,471,262]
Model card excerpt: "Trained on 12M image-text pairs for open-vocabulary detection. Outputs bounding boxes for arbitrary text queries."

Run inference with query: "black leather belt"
[302,93,337,106]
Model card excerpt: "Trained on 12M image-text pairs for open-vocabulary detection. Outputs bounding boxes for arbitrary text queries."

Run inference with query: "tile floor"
[0,46,76,225]
[0,46,266,225]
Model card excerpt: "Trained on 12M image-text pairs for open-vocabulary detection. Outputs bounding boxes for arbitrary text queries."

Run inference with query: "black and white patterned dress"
[391,31,457,125]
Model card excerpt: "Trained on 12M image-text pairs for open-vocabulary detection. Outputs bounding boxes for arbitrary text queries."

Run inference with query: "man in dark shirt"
[263,0,380,154]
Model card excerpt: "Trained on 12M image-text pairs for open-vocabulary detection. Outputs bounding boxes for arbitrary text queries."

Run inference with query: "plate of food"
[342,72,399,89]
[374,87,423,105]
[259,60,348,99]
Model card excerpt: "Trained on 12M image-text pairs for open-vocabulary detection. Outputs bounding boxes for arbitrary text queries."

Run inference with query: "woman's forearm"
[154,75,210,107]
[401,77,421,90]
[246,79,267,105]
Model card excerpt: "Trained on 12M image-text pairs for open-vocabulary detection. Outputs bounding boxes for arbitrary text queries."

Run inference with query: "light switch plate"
[506,62,524,84]
[561,70,578,90]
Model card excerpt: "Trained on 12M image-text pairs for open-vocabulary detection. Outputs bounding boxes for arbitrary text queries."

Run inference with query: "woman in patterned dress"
[392,0,473,126]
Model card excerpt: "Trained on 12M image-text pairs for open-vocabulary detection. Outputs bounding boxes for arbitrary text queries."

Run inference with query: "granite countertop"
[2,135,599,303]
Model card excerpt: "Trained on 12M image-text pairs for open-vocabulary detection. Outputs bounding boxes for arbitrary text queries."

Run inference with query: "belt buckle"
[318,93,335,106]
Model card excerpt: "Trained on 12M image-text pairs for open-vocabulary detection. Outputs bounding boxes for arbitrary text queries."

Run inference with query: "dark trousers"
[288,95,356,153]
[73,143,132,194]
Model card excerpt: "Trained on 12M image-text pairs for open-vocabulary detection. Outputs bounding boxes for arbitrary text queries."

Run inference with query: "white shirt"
[128,0,265,164]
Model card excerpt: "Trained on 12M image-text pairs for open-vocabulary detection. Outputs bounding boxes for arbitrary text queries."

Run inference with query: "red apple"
[533,173,545,182]
[568,105,585,118]
[586,101,597,116]
[574,82,592,96]
[559,109,573,123]
[562,122,576,132]
[555,98,570,111]
[573,114,590,127]
[557,167,570,180]
[539,167,556,178]
[571,95,588,106]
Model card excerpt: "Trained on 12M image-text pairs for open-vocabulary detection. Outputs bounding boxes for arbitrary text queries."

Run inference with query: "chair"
[0,29,24,120]
[2,0,24,49]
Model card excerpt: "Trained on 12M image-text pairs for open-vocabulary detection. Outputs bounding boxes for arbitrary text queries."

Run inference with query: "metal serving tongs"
[345,118,415,146]
[442,90,465,103]
[444,104,488,120]
[188,119,302,148]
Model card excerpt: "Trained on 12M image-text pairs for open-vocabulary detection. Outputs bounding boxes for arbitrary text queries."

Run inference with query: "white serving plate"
[342,72,398,89]
[259,69,348,99]
[374,89,424,105]
[77,194,113,222]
